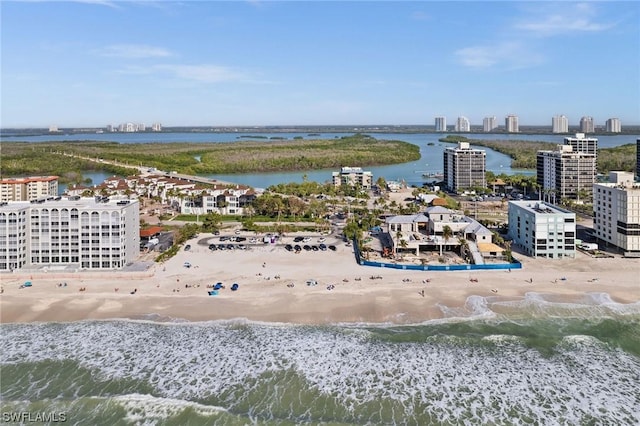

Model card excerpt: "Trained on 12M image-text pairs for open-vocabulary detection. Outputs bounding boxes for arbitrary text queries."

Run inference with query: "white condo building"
[434,116,447,132]
[332,167,373,189]
[443,142,486,193]
[593,172,640,255]
[0,176,59,202]
[483,116,497,132]
[580,116,594,133]
[455,116,470,132]
[0,197,140,271]
[552,115,569,133]
[605,118,621,133]
[505,115,519,133]
[508,201,576,259]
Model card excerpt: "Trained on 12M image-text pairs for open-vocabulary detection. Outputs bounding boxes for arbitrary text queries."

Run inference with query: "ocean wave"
[2,319,639,424]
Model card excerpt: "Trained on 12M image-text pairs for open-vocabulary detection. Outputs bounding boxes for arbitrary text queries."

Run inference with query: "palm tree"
[441,225,453,256]
[395,230,403,255]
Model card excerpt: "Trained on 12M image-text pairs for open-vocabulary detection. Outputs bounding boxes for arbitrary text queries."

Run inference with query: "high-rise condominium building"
[443,142,486,193]
[455,116,470,132]
[552,115,569,133]
[536,145,596,202]
[0,197,140,271]
[505,115,519,133]
[605,118,621,133]
[434,116,447,132]
[0,176,59,203]
[564,133,598,159]
[483,116,497,132]
[593,172,640,255]
[151,123,162,132]
[508,201,576,259]
[580,116,594,133]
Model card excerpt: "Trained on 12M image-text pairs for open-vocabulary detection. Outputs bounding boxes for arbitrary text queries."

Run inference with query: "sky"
[1,1,639,128]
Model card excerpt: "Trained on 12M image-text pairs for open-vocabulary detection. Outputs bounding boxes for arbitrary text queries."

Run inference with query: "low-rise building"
[0,196,139,271]
[332,167,373,189]
[508,201,576,259]
[593,172,640,255]
[0,176,59,202]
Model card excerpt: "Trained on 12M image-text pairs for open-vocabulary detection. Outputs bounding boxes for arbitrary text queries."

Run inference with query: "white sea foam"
[2,318,639,425]
[111,393,227,425]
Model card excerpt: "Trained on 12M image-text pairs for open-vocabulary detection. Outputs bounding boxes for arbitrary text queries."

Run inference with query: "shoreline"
[2,239,638,325]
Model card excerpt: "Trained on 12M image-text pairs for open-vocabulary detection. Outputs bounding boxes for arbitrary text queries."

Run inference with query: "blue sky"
[1,1,638,127]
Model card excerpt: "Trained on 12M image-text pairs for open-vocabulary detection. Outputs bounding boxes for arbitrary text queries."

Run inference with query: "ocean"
[1,292,639,425]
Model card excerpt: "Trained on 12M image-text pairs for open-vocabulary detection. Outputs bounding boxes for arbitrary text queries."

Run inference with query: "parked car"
[303,237,312,243]
[220,236,229,241]
[183,262,192,268]
[249,237,257,244]
[311,245,319,251]
[235,230,241,235]
[236,237,247,242]
[184,244,191,251]
[209,244,217,251]
[303,245,311,251]
[306,279,318,286]
[285,244,293,252]
[328,245,337,251]
[318,237,326,243]
[294,236,304,243]
[294,245,302,252]
[319,244,327,251]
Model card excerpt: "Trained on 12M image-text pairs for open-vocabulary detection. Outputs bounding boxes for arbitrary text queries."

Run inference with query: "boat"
[231,283,239,291]
[208,290,219,296]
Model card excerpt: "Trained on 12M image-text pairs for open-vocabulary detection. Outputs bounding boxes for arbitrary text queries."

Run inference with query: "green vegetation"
[0,144,130,183]
[440,135,637,173]
[2,134,420,178]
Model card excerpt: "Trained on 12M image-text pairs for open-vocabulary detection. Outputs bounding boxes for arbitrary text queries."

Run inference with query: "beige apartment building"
[0,176,59,202]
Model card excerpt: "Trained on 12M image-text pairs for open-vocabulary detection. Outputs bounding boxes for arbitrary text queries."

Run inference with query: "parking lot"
[195,231,344,254]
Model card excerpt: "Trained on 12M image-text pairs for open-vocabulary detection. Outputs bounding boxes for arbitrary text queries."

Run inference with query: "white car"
[249,238,257,243]
[306,279,318,286]
[303,237,312,243]
[318,237,326,243]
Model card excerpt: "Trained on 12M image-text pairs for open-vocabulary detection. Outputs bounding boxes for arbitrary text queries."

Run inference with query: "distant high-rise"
[434,116,447,132]
[151,123,162,132]
[552,115,569,133]
[580,116,594,133]
[455,116,470,132]
[505,115,519,133]
[483,116,497,132]
[605,118,621,133]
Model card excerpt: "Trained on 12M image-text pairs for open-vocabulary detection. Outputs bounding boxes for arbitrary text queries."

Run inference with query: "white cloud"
[454,41,544,70]
[155,64,246,83]
[100,44,173,58]
[514,3,614,37]
[116,63,250,83]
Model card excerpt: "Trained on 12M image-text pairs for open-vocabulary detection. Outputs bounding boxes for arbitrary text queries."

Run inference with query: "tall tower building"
[434,116,447,132]
[564,133,598,160]
[580,116,594,133]
[552,115,569,133]
[605,118,621,133]
[455,116,470,132]
[536,145,596,202]
[505,115,519,133]
[443,142,486,193]
[483,116,497,132]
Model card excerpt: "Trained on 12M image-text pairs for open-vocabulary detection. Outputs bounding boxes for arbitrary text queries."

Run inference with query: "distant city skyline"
[1,1,639,128]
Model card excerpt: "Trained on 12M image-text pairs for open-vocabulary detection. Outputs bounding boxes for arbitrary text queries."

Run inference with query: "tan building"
[0,176,59,202]
[332,167,372,189]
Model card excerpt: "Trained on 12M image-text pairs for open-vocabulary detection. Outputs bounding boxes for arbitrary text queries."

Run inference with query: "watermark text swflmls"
[1,412,67,423]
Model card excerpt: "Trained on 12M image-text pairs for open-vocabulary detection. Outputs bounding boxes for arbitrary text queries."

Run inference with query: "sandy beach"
[1,236,638,324]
